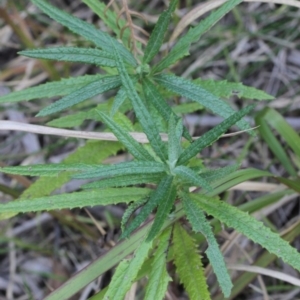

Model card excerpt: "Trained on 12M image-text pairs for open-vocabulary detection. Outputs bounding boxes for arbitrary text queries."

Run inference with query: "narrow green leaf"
[194,79,274,100]
[0,188,151,214]
[275,177,300,193]
[73,161,165,180]
[112,42,167,162]
[192,194,300,272]
[199,164,239,182]
[82,0,131,48]
[121,175,173,239]
[142,78,192,142]
[178,105,255,165]
[146,183,176,241]
[121,197,149,232]
[143,0,178,63]
[110,87,127,116]
[168,114,183,168]
[0,74,103,104]
[174,165,212,192]
[82,173,164,189]
[172,102,203,114]
[97,110,154,161]
[144,228,172,300]
[104,238,153,300]
[31,0,136,66]
[182,193,233,297]
[19,47,116,67]
[256,107,300,174]
[16,141,122,200]
[37,75,121,116]
[255,115,296,176]
[153,0,243,72]
[0,163,96,177]
[155,74,253,134]
[173,223,210,300]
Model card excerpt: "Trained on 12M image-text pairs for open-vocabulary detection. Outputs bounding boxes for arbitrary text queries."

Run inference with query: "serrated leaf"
[174,165,212,192]
[146,183,176,241]
[104,238,153,300]
[112,42,167,162]
[192,194,300,272]
[0,187,151,214]
[121,197,149,232]
[82,173,164,189]
[199,164,239,182]
[153,0,243,73]
[144,228,172,300]
[97,110,154,161]
[110,87,127,116]
[178,105,255,165]
[182,193,232,297]
[173,223,210,300]
[155,74,253,134]
[142,77,192,142]
[19,47,116,67]
[143,0,178,63]
[168,114,183,168]
[0,163,97,177]
[121,175,173,239]
[194,79,274,100]
[73,161,165,180]
[20,141,121,198]
[0,74,104,104]
[37,75,121,116]
[31,0,136,66]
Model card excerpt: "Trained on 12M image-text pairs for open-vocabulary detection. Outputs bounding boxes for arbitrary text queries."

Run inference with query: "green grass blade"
[178,105,255,165]
[31,0,136,66]
[97,110,154,161]
[121,175,173,239]
[19,47,116,67]
[0,74,104,104]
[192,194,300,273]
[112,42,167,161]
[275,177,300,193]
[0,188,151,214]
[182,193,233,297]
[104,238,153,300]
[153,0,243,73]
[194,79,274,100]
[143,0,178,63]
[82,173,164,189]
[174,165,212,192]
[142,78,192,142]
[256,107,300,173]
[168,114,183,168]
[144,228,172,300]
[155,74,253,134]
[173,223,210,300]
[146,183,176,241]
[37,76,121,116]
[73,161,165,180]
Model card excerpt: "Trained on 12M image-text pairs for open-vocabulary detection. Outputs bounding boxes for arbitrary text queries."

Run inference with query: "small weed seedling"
[1,0,299,299]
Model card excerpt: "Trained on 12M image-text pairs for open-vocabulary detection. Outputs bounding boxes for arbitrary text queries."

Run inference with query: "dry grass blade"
[0,121,253,144]
[228,264,300,287]
[170,0,300,43]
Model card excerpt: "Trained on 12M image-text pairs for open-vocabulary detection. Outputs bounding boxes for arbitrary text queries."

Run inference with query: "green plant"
[0,0,299,299]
